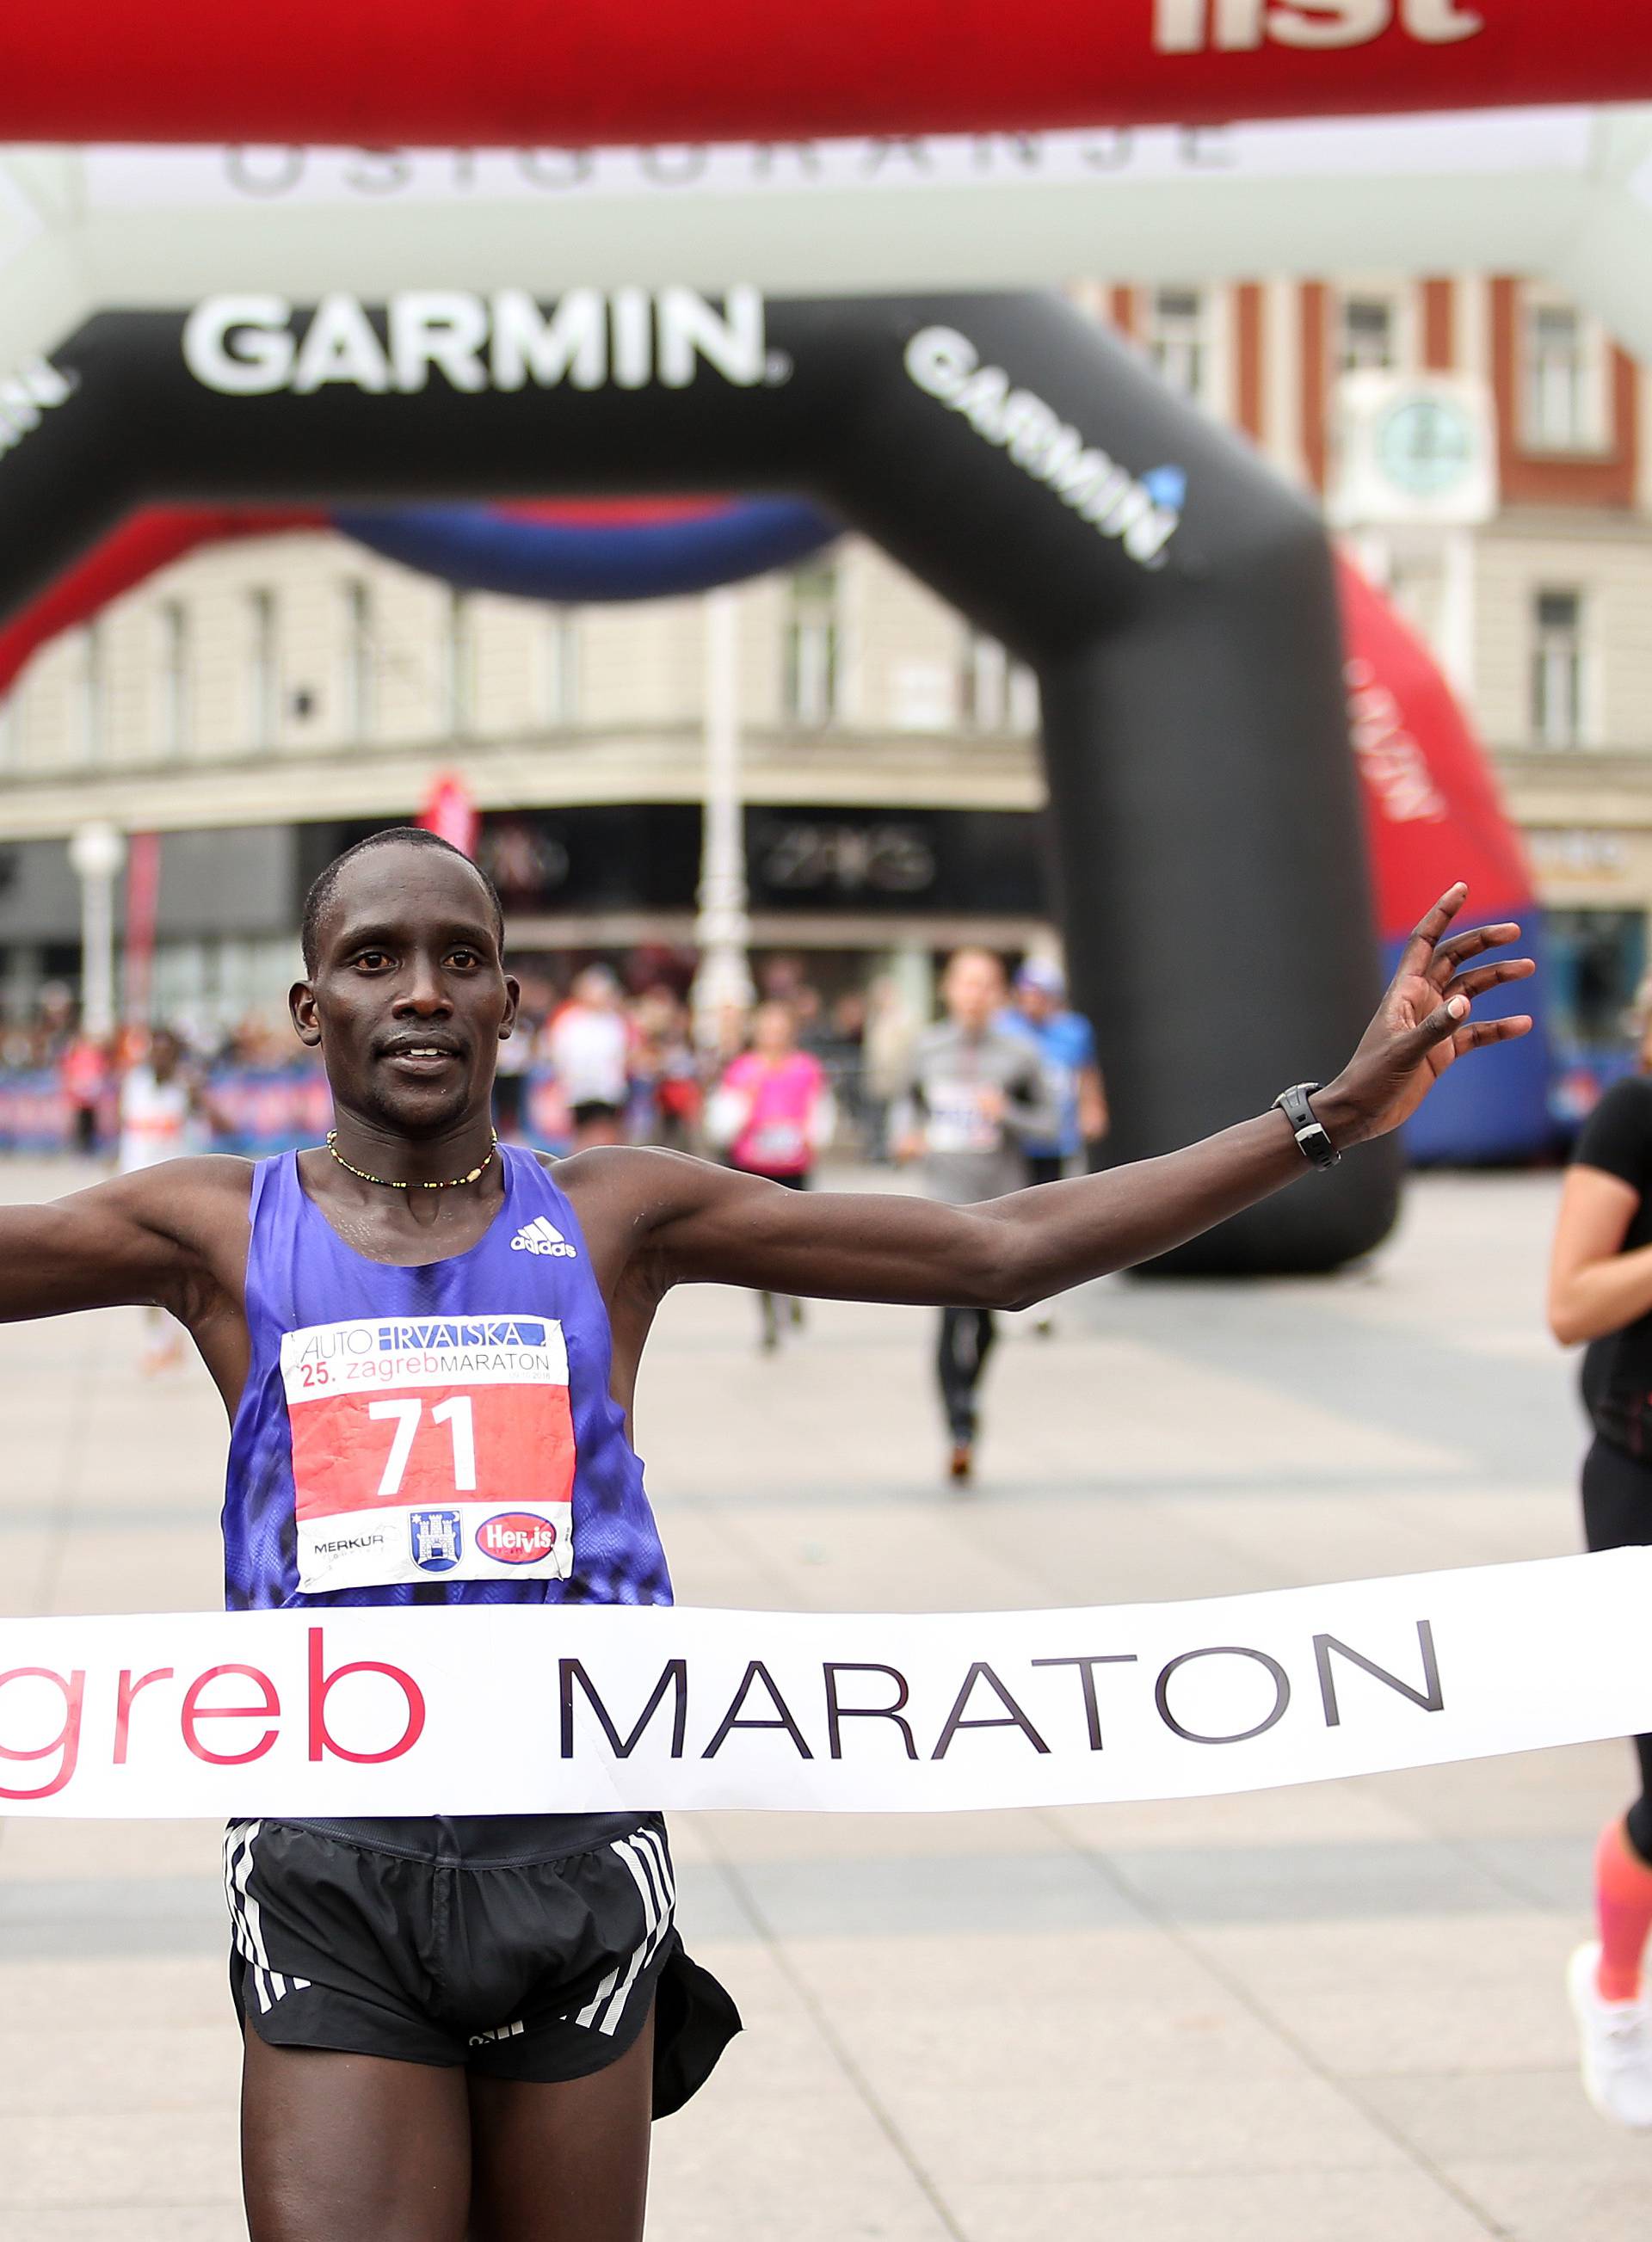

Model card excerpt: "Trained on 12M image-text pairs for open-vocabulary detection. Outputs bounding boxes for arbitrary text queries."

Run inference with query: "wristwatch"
[1273,1081,1341,1169]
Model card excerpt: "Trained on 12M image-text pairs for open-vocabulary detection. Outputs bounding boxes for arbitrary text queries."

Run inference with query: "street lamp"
[67,821,126,1040]
[692,587,755,1043]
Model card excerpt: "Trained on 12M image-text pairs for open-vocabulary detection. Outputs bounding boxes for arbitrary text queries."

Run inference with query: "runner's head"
[573,964,622,1011]
[751,1001,797,1058]
[291,829,516,1136]
[148,1027,184,1081]
[1014,957,1064,1027]
[941,947,1007,1034]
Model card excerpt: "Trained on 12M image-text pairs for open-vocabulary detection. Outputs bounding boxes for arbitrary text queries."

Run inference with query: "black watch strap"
[1273,1081,1341,1169]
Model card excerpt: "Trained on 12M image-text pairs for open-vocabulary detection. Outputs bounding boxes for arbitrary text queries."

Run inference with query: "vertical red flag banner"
[418,773,479,859]
[122,830,162,1026]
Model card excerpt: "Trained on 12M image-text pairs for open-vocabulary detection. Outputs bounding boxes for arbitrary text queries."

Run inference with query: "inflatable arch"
[0,286,1409,1272]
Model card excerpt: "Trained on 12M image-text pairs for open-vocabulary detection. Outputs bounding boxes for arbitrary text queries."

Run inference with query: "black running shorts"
[224,1812,739,2115]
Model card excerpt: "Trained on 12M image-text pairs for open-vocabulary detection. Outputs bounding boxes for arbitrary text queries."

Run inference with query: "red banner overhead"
[0,0,1644,145]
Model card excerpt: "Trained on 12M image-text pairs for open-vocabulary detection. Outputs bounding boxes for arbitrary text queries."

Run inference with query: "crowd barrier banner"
[0,1072,79,1154]
[202,1064,331,1156]
[0,1066,576,1158]
[0,1550,1648,1818]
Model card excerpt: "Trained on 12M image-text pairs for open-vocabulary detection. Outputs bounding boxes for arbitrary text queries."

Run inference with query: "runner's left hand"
[1316,884,1535,1147]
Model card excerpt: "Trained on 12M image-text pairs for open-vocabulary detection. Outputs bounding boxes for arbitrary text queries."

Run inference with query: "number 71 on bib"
[280,1314,576,1592]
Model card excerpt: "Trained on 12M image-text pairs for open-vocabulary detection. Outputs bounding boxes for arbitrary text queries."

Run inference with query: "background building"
[0,272,1646,1061]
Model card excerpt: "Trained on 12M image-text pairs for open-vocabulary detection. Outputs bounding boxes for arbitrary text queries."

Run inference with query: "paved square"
[0,1159,1644,2239]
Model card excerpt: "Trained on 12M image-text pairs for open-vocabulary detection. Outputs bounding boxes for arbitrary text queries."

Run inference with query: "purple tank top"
[223,1145,672,1612]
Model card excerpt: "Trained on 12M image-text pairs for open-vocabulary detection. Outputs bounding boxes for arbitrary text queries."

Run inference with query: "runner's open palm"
[1333,884,1536,1143]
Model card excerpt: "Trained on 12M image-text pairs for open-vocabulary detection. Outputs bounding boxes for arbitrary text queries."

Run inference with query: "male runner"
[894,948,1057,1479]
[1002,958,1108,1190]
[0,828,1532,2242]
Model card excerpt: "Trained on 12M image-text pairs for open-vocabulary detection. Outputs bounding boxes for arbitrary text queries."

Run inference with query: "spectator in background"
[59,1026,110,1155]
[894,949,1057,1482]
[707,1001,835,1352]
[117,1026,198,1371]
[546,964,632,1149]
[1001,958,1108,1334]
[632,987,701,1153]
[706,999,751,1078]
[493,1002,535,1143]
[862,975,917,1162]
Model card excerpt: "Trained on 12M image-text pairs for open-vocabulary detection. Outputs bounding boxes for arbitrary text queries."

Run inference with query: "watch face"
[1376,397,1475,496]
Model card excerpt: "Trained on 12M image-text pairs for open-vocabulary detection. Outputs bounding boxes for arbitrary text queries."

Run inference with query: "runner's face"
[753,1004,794,1056]
[293,849,518,1135]
[944,954,1004,1032]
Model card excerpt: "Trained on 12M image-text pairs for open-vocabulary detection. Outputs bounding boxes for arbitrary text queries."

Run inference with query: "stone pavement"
[0,1156,1646,2239]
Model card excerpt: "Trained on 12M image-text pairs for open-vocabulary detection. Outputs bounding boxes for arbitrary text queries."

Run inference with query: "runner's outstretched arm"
[0,1156,244,1322]
[643,887,1534,1309]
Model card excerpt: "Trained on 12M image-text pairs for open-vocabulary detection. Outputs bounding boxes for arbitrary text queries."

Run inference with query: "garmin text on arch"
[182,288,775,397]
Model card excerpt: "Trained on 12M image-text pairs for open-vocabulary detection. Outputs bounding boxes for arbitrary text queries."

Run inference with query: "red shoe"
[947,1442,974,1485]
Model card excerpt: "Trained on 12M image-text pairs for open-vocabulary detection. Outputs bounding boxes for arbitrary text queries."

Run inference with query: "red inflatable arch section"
[0,0,1645,145]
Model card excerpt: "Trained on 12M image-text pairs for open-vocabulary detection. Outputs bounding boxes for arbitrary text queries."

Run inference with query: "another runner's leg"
[240,2038,470,2242]
[972,1305,998,1394]
[938,1307,972,1452]
[939,1306,996,1480]
[1598,1781,1652,2000]
[1581,1435,1652,2002]
[1570,1435,1652,2125]
[466,2006,656,2242]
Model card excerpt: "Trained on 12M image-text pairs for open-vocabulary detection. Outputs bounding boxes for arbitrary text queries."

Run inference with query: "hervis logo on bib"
[478,1512,559,1565]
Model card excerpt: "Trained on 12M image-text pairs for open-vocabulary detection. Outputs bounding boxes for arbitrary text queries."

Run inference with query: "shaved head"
[301,829,502,974]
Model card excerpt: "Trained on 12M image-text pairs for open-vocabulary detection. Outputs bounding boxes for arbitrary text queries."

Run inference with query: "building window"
[1144,287,1211,403]
[76,624,105,764]
[783,561,839,728]
[247,589,279,748]
[1385,553,1444,654]
[341,580,373,738]
[537,607,579,725]
[1522,297,1604,453]
[154,601,189,755]
[1531,588,1587,748]
[960,631,1039,733]
[1338,294,1399,374]
[1546,909,1646,1055]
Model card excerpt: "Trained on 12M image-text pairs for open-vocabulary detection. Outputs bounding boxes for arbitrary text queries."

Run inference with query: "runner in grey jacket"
[893,949,1060,1481]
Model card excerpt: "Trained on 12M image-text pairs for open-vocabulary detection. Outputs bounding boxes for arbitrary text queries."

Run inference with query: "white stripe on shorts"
[222,1819,309,2016]
[570,1829,675,2036]
[589,1829,676,2038]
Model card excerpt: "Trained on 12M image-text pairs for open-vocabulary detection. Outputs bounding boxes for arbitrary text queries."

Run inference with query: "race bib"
[281,1314,576,1592]
[924,1078,1001,1156]
[751,1120,806,1163]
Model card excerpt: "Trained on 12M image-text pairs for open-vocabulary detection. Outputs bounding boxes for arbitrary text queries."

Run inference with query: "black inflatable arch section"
[0,290,1399,1272]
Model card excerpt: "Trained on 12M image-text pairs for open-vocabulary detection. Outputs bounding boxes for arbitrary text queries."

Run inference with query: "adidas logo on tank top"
[511,1215,577,1259]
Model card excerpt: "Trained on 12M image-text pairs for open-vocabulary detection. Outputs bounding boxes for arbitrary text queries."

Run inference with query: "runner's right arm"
[0,1158,243,1323]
